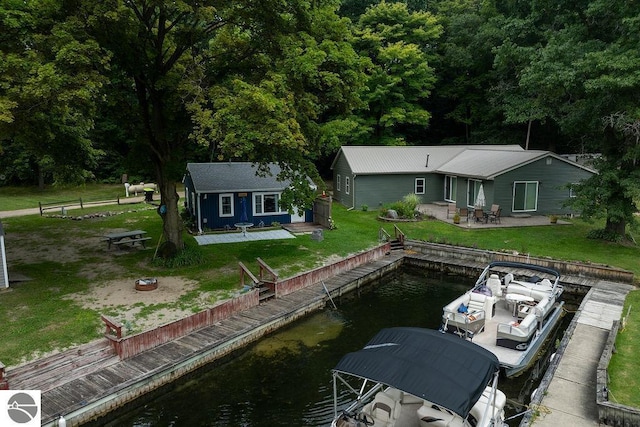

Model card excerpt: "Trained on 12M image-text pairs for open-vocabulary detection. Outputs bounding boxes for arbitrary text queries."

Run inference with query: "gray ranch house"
[331,145,596,216]
[183,162,313,233]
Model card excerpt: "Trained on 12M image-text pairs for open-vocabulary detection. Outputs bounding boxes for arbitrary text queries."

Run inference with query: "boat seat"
[467,292,486,314]
[518,295,554,320]
[517,303,534,319]
[368,391,401,426]
[536,296,553,318]
[470,387,507,425]
[503,273,514,286]
[496,313,538,349]
[487,274,502,297]
[417,403,456,426]
[506,282,548,302]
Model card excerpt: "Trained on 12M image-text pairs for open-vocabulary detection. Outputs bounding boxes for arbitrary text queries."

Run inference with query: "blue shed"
[183,162,314,233]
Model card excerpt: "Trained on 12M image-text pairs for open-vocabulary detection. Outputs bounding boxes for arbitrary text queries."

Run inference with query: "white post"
[0,226,8,289]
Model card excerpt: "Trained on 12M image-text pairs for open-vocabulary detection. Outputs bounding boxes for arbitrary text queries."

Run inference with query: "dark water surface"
[98,266,568,427]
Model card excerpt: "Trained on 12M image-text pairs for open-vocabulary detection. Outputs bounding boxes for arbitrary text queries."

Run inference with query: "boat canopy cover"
[332,327,500,418]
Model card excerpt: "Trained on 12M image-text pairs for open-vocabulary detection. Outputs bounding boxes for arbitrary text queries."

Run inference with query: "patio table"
[234,222,254,237]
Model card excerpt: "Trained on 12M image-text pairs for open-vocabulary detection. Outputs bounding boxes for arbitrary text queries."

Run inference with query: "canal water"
[96,266,569,427]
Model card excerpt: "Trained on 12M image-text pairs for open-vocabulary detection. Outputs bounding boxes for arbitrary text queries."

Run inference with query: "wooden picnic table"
[103,230,150,249]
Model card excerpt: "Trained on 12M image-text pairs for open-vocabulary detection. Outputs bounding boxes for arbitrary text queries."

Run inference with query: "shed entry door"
[291,208,305,223]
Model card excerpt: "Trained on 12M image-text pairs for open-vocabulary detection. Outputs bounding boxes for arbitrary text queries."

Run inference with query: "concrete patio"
[418,203,570,228]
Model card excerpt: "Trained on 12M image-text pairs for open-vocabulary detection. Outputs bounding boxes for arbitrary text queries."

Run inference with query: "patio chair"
[447,203,457,218]
[473,208,486,223]
[459,207,469,222]
[489,207,502,224]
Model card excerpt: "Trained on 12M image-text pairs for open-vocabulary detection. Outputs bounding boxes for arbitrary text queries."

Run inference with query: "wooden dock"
[9,252,406,426]
[5,242,633,426]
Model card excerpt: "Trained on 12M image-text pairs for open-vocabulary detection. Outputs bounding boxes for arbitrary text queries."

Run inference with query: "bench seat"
[506,281,551,301]
[442,291,495,336]
[496,313,537,350]
[112,237,151,248]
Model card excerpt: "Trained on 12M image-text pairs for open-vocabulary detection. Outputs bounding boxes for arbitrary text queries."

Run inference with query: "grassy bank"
[0,184,638,405]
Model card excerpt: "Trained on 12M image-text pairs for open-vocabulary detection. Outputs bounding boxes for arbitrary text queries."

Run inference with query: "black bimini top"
[332,327,500,418]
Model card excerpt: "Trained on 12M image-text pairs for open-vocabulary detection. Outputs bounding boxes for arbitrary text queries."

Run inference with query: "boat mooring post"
[322,282,338,310]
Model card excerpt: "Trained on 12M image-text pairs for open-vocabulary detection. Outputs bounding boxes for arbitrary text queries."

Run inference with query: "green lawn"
[0,184,638,405]
[0,184,130,211]
[608,289,640,408]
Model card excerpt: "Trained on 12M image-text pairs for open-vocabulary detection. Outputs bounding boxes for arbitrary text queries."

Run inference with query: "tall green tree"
[428,0,506,144]
[493,0,640,238]
[348,1,441,145]
[81,0,364,252]
[0,0,107,186]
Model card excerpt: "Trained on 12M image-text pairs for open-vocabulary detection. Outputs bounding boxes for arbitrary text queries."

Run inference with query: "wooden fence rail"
[39,197,124,215]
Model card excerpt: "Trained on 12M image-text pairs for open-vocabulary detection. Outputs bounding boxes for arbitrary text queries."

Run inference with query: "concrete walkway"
[528,280,633,426]
[194,229,296,245]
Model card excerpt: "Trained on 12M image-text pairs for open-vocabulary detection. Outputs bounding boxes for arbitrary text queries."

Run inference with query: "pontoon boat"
[331,327,507,427]
[440,261,565,377]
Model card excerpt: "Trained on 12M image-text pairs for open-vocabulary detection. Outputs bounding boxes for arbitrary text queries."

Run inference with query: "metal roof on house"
[185,162,292,193]
[331,145,524,175]
[435,149,596,179]
[435,149,547,179]
[332,145,595,179]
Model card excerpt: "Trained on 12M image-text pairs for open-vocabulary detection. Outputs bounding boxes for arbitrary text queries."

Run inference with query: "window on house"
[254,193,283,215]
[345,177,350,195]
[444,176,457,202]
[513,181,539,212]
[569,183,578,198]
[337,174,341,192]
[219,194,233,217]
[467,179,483,207]
[415,178,425,194]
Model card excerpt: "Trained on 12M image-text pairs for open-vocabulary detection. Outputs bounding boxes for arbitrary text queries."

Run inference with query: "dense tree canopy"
[347,1,441,145]
[0,0,107,186]
[1,0,638,244]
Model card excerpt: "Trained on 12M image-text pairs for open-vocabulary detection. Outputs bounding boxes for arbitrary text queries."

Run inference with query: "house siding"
[332,153,354,207]
[195,191,298,230]
[345,174,436,210]
[496,156,592,215]
[331,146,595,217]
[183,164,313,231]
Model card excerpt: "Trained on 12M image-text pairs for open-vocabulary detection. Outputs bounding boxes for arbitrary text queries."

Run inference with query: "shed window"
[254,193,284,215]
[219,194,233,217]
[345,177,350,195]
[415,178,425,194]
[513,181,538,212]
[337,174,341,191]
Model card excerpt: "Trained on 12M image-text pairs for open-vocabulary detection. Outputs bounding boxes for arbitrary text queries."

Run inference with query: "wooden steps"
[258,284,275,302]
[390,239,404,251]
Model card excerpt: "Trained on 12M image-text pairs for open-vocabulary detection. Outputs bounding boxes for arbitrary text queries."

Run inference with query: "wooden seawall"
[9,248,405,426]
[5,241,633,426]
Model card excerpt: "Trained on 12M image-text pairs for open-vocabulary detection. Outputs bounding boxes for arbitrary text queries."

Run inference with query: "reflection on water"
[97,266,571,427]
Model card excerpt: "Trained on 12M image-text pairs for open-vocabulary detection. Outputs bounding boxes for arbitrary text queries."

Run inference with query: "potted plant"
[549,214,558,224]
[453,212,461,224]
